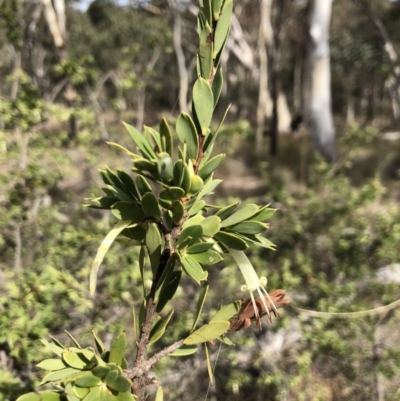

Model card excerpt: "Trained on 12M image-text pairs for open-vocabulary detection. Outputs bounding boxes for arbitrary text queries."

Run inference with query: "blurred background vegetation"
[1,0,400,400]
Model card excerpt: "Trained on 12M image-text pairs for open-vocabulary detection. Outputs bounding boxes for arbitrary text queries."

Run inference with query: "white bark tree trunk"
[307,0,336,162]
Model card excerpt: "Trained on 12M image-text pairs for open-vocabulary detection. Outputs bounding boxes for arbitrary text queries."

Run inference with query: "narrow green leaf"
[142,193,161,221]
[155,386,163,401]
[214,0,233,58]
[90,220,132,295]
[173,160,184,187]
[65,383,80,401]
[73,385,90,399]
[176,225,203,248]
[203,104,231,159]
[109,333,127,366]
[40,339,63,357]
[106,141,139,158]
[183,321,230,345]
[86,196,118,210]
[139,245,146,296]
[210,301,241,322]
[187,242,215,253]
[40,367,81,385]
[180,163,191,195]
[92,331,105,354]
[204,343,214,386]
[214,231,248,250]
[156,270,181,313]
[249,207,277,222]
[123,122,156,160]
[213,68,223,109]
[104,369,119,384]
[157,152,173,182]
[37,359,67,371]
[121,225,146,243]
[189,175,204,195]
[189,200,206,216]
[146,223,163,276]
[180,254,208,283]
[193,78,214,135]
[182,214,204,229]
[109,186,133,203]
[163,210,173,230]
[99,169,113,186]
[198,154,225,180]
[149,310,175,345]
[80,386,101,401]
[136,175,152,197]
[49,336,65,349]
[134,159,158,173]
[169,345,198,357]
[62,350,86,369]
[190,249,223,265]
[176,112,199,160]
[196,179,222,200]
[254,235,276,250]
[160,118,173,156]
[17,392,63,401]
[117,170,140,200]
[215,202,239,220]
[159,187,185,201]
[172,200,185,224]
[105,168,128,193]
[144,125,162,151]
[200,215,221,236]
[220,204,260,227]
[92,365,110,379]
[228,221,268,235]
[132,306,138,343]
[75,375,101,388]
[107,376,132,393]
[155,254,177,292]
[199,22,213,80]
[111,202,144,222]
[202,0,212,25]
[115,391,136,401]
[191,281,209,332]
[212,0,224,19]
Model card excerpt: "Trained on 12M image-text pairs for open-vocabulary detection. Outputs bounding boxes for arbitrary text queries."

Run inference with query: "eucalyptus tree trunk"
[307,0,336,162]
[41,0,78,142]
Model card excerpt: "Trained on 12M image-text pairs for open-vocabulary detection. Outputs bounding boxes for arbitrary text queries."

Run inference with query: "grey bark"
[255,0,291,151]
[256,0,273,150]
[307,0,336,162]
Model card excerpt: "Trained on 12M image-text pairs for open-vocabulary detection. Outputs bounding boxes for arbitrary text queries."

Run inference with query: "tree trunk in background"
[307,0,336,162]
[354,0,400,125]
[42,0,78,142]
[168,0,189,113]
[269,0,287,156]
[256,0,291,153]
[256,0,273,150]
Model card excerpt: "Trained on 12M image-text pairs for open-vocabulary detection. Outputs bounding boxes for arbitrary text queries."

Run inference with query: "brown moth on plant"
[229,290,290,332]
